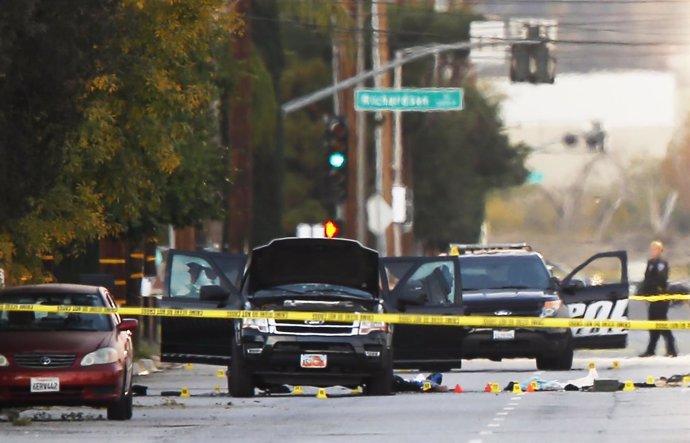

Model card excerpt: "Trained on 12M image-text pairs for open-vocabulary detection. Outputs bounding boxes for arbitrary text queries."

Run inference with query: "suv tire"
[230,343,255,398]
[365,352,394,396]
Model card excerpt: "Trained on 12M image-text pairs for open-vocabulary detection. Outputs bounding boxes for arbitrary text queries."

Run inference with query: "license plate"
[493,330,515,341]
[300,354,327,369]
[30,377,60,393]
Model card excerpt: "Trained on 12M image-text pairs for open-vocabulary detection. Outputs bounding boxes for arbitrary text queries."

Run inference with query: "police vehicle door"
[381,257,465,371]
[559,251,629,349]
[160,250,246,365]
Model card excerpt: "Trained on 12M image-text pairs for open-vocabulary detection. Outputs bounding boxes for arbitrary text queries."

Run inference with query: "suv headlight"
[80,347,118,366]
[359,321,388,335]
[0,353,9,367]
[242,318,269,333]
[541,300,562,318]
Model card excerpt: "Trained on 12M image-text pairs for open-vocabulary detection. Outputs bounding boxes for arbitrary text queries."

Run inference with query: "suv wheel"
[230,344,255,398]
[365,352,393,396]
[536,344,574,371]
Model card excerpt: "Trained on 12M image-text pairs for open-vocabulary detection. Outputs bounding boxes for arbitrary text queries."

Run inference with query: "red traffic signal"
[324,220,340,238]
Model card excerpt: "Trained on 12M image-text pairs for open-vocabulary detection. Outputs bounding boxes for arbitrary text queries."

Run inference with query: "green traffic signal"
[329,152,346,169]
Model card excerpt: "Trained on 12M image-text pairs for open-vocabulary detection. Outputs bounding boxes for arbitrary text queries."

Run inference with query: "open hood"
[246,238,379,298]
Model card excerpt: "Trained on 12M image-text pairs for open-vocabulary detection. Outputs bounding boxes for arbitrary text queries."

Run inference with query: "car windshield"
[460,255,551,291]
[0,292,112,332]
[253,283,373,299]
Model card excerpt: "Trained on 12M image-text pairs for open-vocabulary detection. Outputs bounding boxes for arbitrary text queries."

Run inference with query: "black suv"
[160,238,392,397]
[453,244,630,370]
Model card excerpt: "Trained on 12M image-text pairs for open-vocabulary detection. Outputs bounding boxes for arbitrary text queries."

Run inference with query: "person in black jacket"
[639,241,677,357]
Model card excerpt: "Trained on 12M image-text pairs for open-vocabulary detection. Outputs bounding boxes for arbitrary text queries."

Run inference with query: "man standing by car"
[640,241,678,357]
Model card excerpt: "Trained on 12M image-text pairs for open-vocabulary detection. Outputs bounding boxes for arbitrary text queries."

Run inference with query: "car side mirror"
[118,318,138,332]
[200,285,230,303]
[548,276,561,290]
[561,278,585,292]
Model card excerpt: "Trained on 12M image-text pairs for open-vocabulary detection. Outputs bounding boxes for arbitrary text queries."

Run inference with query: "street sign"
[355,88,464,112]
[366,194,393,235]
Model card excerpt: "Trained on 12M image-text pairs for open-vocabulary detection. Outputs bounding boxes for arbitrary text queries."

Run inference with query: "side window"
[569,256,624,287]
[405,260,456,304]
[170,255,222,298]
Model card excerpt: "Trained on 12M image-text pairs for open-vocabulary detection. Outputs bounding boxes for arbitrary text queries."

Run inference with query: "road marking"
[493,417,505,422]
[504,407,515,411]
[488,423,501,428]
[497,412,509,416]
[468,439,483,443]
[508,402,519,406]
[510,396,522,401]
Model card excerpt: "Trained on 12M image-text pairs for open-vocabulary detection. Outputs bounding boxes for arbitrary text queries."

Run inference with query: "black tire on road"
[107,378,133,421]
[230,344,255,398]
[536,344,574,371]
[365,352,394,396]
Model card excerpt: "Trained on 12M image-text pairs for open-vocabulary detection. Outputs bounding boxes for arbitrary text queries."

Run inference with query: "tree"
[410,86,529,250]
[0,0,242,283]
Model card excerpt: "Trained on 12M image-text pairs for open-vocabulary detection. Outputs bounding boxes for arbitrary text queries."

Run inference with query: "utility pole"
[371,0,393,256]
[339,1,359,241]
[354,0,367,243]
[226,0,253,253]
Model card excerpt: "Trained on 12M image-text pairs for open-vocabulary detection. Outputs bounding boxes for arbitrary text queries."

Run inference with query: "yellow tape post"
[3,302,690,330]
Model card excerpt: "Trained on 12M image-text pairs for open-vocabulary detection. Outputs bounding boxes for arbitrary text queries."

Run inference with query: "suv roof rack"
[448,243,532,255]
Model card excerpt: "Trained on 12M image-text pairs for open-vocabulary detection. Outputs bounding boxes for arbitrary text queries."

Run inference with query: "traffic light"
[324,116,348,204]
[510,25,556,84]
[324,220,340,238]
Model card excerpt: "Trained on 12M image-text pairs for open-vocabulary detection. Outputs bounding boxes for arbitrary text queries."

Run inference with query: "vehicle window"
[568,256,623,287]
[403,260,456,304]
[212,255,246,287]
[0,292,112,331]
[169,255,223,298]
[460,255,551,290]
[381,261,416,291]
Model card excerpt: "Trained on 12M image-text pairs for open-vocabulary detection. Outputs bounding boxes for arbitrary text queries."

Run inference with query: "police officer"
[639,241,678,357]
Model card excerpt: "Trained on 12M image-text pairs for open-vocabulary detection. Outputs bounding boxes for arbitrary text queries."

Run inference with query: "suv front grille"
[271,319,357,336]
[14,353,77,369]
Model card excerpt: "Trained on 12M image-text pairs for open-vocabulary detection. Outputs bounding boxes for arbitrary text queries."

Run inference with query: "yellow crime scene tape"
[629,294,690,302]
[2,299,690,330]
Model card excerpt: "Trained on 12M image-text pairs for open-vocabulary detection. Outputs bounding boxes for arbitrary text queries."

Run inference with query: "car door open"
[381,257,465,371]
[160,250,246,365]
[560,251,629,349]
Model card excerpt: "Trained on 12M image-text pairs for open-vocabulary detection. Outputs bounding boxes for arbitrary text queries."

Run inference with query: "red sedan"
[0,284,138,420]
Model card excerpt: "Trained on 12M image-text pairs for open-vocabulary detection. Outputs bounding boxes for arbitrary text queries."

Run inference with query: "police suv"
[453,244,629,370]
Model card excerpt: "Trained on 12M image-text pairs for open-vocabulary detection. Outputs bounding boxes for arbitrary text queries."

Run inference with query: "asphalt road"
[3,300,690,442]
[2,353,690,443]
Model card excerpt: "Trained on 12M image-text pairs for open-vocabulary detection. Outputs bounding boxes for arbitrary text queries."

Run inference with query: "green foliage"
[0,0,241,283]
[410,86,528,249]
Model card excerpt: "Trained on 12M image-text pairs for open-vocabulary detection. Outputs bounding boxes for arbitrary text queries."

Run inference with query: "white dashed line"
[488,423,501,428]
[497,411,509,416]
[479,430,493,436]
[467,439,483,443]
[510,396,522,401]
[493,417,505,422]
[504,407,515,411]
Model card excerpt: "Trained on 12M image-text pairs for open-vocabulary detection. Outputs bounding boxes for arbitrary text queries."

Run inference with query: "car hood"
[463,289,558,316]
[246,238,380,297]
[0,331,112,355]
